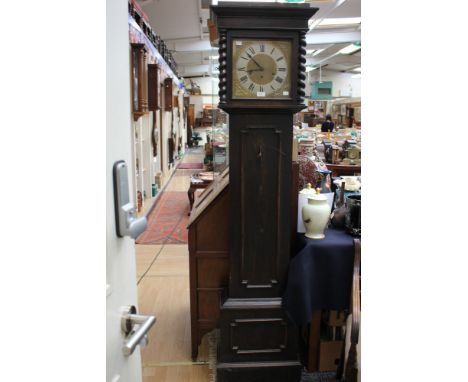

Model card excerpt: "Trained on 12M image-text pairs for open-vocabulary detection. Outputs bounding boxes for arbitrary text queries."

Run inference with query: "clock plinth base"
[217,297,301,382]
[217,360,302,382]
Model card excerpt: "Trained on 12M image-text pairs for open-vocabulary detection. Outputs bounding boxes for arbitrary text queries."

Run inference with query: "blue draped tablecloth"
[283,228,355,326]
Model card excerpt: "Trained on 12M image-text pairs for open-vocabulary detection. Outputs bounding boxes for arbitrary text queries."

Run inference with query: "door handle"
[121,306,156,356]
[113,160,147,239]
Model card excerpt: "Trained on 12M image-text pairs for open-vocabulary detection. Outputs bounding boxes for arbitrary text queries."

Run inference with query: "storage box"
[319,340,343,371]
[155,172,164,189]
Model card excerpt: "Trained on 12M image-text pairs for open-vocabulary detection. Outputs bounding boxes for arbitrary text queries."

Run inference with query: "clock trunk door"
[229,113,292,298]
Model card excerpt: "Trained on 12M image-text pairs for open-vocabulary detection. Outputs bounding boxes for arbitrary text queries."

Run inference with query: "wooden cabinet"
[201,108,213,127]
[187,104,195,129]
[188,170,230,360]
[188,163,299,360]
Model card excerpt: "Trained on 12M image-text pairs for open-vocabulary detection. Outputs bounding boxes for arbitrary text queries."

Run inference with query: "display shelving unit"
[128,12,187,217]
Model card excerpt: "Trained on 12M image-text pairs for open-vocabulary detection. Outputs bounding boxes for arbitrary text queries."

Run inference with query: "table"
[324,163,361,177]
[283,228,355,371]
[283,228,355,326]
[187,173,214,214]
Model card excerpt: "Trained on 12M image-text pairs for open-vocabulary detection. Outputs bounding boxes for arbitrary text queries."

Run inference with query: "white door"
[107,1,153,381]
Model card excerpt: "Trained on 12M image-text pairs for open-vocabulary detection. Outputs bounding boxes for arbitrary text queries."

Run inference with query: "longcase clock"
[211,3,318,382]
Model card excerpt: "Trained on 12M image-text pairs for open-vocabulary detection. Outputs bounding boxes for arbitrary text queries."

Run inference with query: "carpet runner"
[136,191,190,244]
[177,162,203,170]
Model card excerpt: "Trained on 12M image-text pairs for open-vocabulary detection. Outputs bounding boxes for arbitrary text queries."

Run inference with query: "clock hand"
[251,58,264,70]
[247,68,264,74]
[247,54,264,70]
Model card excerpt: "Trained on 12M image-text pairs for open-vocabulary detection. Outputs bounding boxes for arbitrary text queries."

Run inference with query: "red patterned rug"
[177,162,203,170]
[136,191,190,244]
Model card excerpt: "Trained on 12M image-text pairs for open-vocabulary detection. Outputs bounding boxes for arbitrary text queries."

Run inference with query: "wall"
[186,76,219,95]
[185,77,220,118]
[132,68,187,216]
[186,73,360,110]
[306,70,361,98]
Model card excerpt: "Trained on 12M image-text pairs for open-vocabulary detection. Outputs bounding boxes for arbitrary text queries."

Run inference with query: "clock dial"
[232,39,292,99]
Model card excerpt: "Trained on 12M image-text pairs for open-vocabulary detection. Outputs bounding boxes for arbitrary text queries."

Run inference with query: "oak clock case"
[211,4,318,382]
[232,39,292,100]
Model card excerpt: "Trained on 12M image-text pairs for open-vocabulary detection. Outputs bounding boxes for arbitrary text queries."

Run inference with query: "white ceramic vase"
[302,194,332,239]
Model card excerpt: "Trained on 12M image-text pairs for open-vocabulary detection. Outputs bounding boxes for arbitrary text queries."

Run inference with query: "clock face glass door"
[232,39,292,100]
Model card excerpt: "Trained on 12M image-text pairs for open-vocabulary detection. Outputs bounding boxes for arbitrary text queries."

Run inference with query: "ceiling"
[137,0,361,78]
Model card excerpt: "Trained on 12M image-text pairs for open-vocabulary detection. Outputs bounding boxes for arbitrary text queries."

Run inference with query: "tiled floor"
[136,148,211,382]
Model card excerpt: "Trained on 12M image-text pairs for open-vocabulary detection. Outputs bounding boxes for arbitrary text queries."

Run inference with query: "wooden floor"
[136,245,212,382]
[136,147,212,382]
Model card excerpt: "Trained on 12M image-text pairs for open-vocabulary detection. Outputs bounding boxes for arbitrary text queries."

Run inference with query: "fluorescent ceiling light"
[209,55,219,60]
[312,49,324,56]
[319,17,361,26]
[353,67,361,72]
[307,0,349,31]
[214,0,277,3]
[306,49,315,55]
[339,43,361,55]
[308,19,321,30]
[306,66,318,72]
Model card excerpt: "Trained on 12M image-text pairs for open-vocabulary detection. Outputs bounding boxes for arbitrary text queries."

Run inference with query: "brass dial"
[232,39,292,99]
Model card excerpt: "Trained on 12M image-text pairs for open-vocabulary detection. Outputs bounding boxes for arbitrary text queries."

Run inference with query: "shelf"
[128,15,184,90]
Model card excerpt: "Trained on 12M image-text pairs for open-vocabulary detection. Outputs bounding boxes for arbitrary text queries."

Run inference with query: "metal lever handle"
[113,161,148,239]
[122,314,156,356]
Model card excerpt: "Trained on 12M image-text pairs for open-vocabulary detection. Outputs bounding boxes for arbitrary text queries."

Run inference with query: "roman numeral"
[240,75,248,83]
[259,85,264,92]
[246,52,252,59]
[248,83,255,92]
[278,68,286,72]
[275,76,283,83]
[270,47,275,54]
[276,56,284,62]
[248,47,255,55]
[270,85,276,90]
[237,67,246,71]
[260,44,265,52]
[240,56,248,60]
